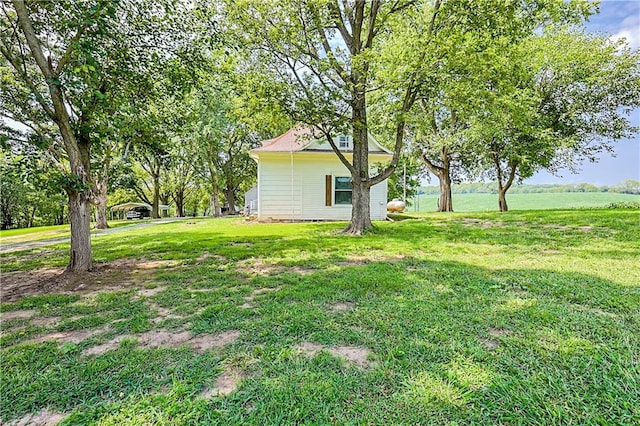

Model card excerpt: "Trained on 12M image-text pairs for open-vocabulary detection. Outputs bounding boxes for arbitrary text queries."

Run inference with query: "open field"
[1,210,639,425]
[408,191,640,212]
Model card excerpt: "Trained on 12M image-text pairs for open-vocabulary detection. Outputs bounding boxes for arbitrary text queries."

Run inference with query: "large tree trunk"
[67,190,93,272]
[343,85,372,235]
[438,171,453,212]
[423,149,454,212]
[13,0,93,271]
[498,188,508,212]
[494,158,517,213]
[93,177,109,229]
[344,178,372,234]
[225,187,236,214]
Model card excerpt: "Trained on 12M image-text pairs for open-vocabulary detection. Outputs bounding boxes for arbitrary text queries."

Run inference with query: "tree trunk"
[498,189,508,212]
[93,177,109,229]
[152,173,160,219]
[210,173,221,217]
[344,178,372,235]
[343,85,372,235]
[175,190,185,217]
[13,0,93,271]
[67,190,92,272]
[225,187,236,214]
[438,171,453,212]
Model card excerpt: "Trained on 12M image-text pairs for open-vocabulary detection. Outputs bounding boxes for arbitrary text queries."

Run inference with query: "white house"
[247,126,392,221]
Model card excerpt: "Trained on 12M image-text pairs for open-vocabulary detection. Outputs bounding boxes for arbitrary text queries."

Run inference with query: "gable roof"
[250,125,392,155]
[251,126,315,153]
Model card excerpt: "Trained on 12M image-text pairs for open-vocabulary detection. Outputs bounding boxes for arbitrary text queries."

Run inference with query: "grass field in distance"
[407,191,640,212]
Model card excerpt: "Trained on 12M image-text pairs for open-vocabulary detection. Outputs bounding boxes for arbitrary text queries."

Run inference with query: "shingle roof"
[251,126,315,152]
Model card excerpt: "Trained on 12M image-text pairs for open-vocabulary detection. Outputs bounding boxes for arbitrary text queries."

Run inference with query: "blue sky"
[528,0,639,185]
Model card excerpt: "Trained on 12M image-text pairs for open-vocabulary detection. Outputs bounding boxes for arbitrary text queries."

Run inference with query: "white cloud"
[611,28,640,50]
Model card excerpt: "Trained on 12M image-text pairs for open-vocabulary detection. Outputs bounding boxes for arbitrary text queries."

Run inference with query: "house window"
[334,176,352,205]
[338,135,350,149]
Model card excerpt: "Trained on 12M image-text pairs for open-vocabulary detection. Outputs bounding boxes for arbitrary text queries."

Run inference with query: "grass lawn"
[0,220,133,245]
[408,191,640,212]
[1,210,639,425]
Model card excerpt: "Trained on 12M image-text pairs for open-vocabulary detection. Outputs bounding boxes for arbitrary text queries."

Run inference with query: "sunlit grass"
[1,210,638,424]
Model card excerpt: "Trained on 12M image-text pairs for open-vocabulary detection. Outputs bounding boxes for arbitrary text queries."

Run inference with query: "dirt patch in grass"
[236,258,278,276]
[0,259,177,303]
[480,338,500,350]
[137,286,167,297]
[196,252,227,263]
[329,302,355,312]
[20,326,110,346]
[83,329,241,356]
[200,369,244,399]
[2,310,36,320]
[189,330,241,352]
[244,287,280,301]
[338,254,405,266]
[148,303,184,323]
[30,316,61,328]
[297,342,373,367]
[8,409,67,426]
[488,327,510,337]
[237,258,317,277]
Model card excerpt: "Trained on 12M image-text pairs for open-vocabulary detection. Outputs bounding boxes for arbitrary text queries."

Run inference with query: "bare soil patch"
[329,302,355,312]
[1,259,177,303]
[82,329,241,356]
[480,338,500,350]
[200,370,244,399]
[20,326,110,347]
[244,287,280,301]
[237,258,278,276]
[137,286,167,297]
[297,342,372,367]
[30,316,61,328]
[236,258,317,277]
[196,252,227,263]
[488,327,510,337]
[7,409,66,426]
[189,330,241,352]
[1,310,36,320]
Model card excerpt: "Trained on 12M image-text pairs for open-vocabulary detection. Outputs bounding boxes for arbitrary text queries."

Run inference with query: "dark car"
[126,206,151,220]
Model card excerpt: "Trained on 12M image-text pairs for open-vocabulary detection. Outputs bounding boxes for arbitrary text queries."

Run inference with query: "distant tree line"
[418,180,640,196]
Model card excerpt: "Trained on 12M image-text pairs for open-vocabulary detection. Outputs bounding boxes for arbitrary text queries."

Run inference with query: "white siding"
[257,152,389,221]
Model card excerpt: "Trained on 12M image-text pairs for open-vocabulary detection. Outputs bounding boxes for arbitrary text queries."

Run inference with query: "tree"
[1,0,123,270]
[467,27,640,211]
[223,0,447,234]
[1,0,204,269]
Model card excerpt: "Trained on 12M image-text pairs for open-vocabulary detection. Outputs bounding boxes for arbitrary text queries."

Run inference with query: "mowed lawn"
[1,210,639,425]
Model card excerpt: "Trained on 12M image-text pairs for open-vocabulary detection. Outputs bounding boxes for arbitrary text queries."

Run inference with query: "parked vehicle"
[126,206,151,219]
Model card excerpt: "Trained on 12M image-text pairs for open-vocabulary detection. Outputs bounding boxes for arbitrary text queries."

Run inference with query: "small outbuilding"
[248,126,392,221]
[109,202,169,219]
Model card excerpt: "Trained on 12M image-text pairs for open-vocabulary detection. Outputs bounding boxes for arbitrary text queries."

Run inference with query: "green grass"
[408,191,640,212]
[1,211,639,425]
[0,220,141,244]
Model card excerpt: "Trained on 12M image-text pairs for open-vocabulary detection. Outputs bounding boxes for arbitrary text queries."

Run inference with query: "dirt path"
[0,218,187,254]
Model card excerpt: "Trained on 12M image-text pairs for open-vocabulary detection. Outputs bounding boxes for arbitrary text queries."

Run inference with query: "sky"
[527,0,639,186]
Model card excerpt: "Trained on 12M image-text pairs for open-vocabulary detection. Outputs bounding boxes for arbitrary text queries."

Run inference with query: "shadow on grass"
[1,255,637,425]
